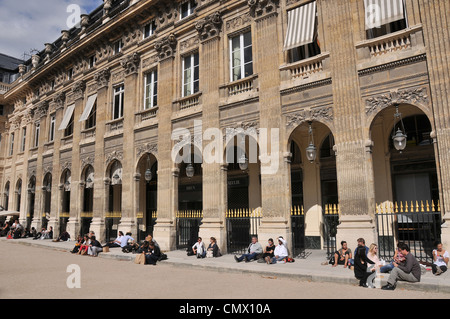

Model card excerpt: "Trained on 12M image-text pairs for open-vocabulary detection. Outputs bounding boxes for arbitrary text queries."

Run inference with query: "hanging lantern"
[306,121,316,163]
[186,163,195,178]
[392,104,407,152]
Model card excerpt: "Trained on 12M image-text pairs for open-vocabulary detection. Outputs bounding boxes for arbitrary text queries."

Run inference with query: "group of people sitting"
[189,237,222,258]
[104,231,165,265]
[0,219,55,240]
[332,237,449,290]
[233,236,293,264]
[71,231,103,257]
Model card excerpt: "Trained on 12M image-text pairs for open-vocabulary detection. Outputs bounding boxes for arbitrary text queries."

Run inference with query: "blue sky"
[0,0,103,59]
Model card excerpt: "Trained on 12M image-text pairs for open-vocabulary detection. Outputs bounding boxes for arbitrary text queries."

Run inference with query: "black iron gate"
[322,204,340,259]
[176,210,203,249]
[291,206,305,257]
[376,201,442,264]
[226,208,262,254]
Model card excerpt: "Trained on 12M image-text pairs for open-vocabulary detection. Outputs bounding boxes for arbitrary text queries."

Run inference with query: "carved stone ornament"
[106,150,123,166]
[94,68,111,88]
[286,106,334,127]
[53,92,66,110]
[195,11,223,41]
[154,33,177,61]
[365,87,429,116]
[136,143,158,158]
[72,80,86,100]
[120,52,141,76]
[248,0,280,18]
[34,101,49,119]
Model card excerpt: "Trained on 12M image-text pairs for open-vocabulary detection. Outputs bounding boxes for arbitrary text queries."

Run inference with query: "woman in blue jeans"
[380,243,406,273]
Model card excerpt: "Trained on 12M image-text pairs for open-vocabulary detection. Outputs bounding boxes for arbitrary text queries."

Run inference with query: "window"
[67,68,73,81]
[64,114,74,137]
[89,55,97,69]
[50,79,55,91]
[284,1,321,63]
[143,20,157,39]
[34,122,40,148]
[9,133,14,156]
[180,0,196,19]
[114,39,124,55]
[144,70,158,109]
[86,100,97,129]
[364,0,407,39]
[113,85,125,120]
[229,31,253,82]
[20,127,26,152]
[0,105,4,116]
[182,53,199,97]
[49,114,56,142]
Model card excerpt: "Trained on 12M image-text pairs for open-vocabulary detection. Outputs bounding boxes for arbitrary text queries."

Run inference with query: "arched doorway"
[136,153,158,241]
[60,169,71,234]
[27,176,36,229]
[287,121,337,255]
[106,160,122,242]
[224,133,262,253]
[80,165,94,236]
[15,179,22,213]
[3,181,10,211]
[42,173,52,229]
[370,103,441,262]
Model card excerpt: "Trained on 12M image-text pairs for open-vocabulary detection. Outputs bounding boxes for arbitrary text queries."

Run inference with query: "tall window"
[364,0,407,39]
[9,133,14,156]
[34,122,40,148]
[144,70,158,109]
[229,31,253,82]
[143,20,157,39]
[182,53,199,97]
[113,85,125,120]
[114,39,124,55]
[86,100,97,129]
[67,68,73,81]
[64,114,74,137]
[89,55,97,69]
[20,127,26,152]
[180,0,196,19]
[49,114,56,142]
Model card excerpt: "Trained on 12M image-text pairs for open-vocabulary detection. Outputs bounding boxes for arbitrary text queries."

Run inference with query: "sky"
[0,0,104,60]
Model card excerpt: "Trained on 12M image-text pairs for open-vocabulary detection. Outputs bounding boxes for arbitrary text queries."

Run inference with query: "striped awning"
[58,104,75,131]
[283,1,317,51]
[79,94,97,122]
[364,0,405,30]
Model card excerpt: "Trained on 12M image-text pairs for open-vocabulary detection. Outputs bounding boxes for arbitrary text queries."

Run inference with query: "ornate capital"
[72,80,86,101]
[34,101,49,120]
[120,52,141,76]
[248,0,279,18]
[53,92,66,110]
[155,33,177,62]
[195,11,222,41]
[94,67,111,89]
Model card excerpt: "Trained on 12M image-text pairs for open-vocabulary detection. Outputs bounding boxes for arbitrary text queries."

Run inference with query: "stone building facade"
[0,0,449,254]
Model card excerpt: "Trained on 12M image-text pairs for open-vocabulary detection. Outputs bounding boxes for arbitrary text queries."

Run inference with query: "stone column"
[419,0,450,247]
[48,92,66,238]
[118,53,140,237]
[250,2,292,244]
[153,34,178,251]
[31,101,49,230]
[195,12,228,252]
[90,68,110,241]
[66,80,86,237]
[323,0,377,246]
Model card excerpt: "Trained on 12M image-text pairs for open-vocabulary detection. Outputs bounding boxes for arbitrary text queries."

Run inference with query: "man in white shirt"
[104,231,124,248]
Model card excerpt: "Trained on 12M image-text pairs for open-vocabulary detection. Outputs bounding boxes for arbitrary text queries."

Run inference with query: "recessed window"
[229,31,253,82]
[113,85,124,120]
[49,114,56,142]
[180,0,196,19]
[114,39,124,55]
[143,20,157,39]
[20,127,26,152]
[182,53,199,97]
[34,122,40,148]
[9,133,14,156]
[89,55,97,69]
[144,70,158,109]
[364,0,407,39]
[64,114,74,137]
[67,68,73,81]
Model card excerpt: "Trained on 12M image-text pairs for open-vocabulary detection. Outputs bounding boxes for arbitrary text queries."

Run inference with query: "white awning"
[283,1,317,51]
[79,94,97,122]
[58,104,75,131]
[364,0,405,30]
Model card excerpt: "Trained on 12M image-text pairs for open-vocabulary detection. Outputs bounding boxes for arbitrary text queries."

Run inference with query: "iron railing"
[226,208,262,254]
[137,211,157,242]
[176,210,203,250]
[105,211,121,243]
[322,204,340,259]
[376,200,442,264]
[291,206,305,257]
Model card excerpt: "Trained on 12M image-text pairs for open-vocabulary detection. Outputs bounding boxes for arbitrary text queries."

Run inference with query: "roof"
[0,53,24,71]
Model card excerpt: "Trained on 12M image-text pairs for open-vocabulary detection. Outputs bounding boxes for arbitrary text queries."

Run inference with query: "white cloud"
[0,0,103,59]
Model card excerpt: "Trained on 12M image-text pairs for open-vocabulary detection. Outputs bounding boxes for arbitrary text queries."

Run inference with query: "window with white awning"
[364,0,407,39]
[79,94,97,122]
[58,104,75,131]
